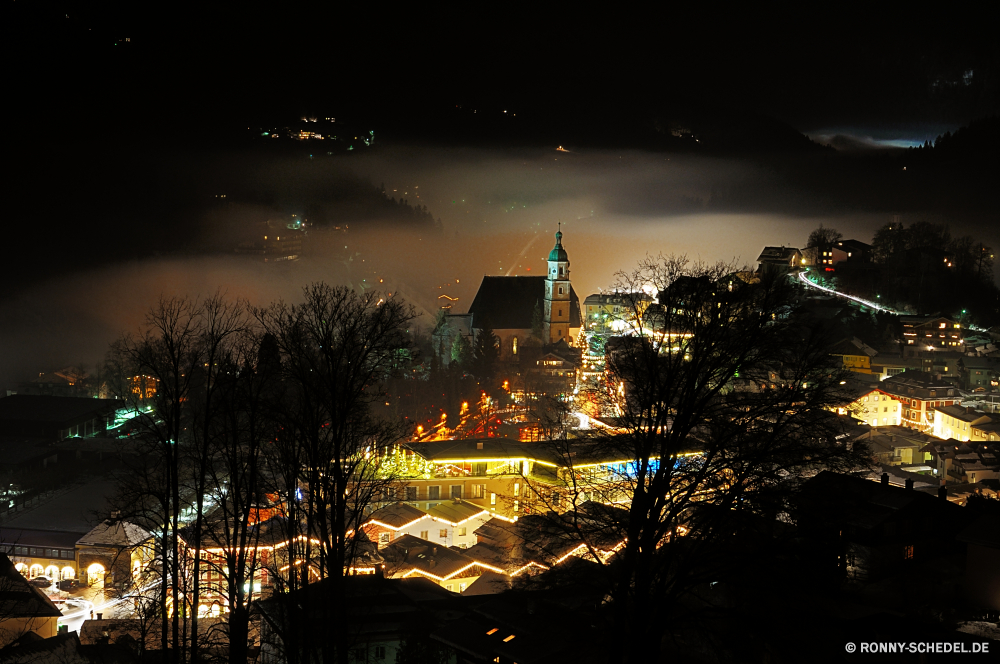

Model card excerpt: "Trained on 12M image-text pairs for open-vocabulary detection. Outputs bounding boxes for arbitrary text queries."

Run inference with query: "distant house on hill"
[755,246,802,274]
[835,239,872,263]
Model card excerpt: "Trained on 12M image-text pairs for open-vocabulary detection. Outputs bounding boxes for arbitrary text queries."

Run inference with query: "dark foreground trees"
[103,284,416,664]
[520,257,872,662]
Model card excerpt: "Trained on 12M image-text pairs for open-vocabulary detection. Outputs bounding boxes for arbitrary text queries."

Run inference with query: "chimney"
[939,486,948,501]
[881,472,889,486]
[904,478,913,490]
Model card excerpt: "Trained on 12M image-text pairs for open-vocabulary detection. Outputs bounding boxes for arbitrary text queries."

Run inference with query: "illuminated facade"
[0,528,82,585]
[360,501,495,549]
[392,438,700,518]
[843,388,903,427]
[931,405,994,442]
[899,316,964,350]
[463,229,583,360]
[879,370,959,433]
[543,228,573,344]
[583,291,653,333]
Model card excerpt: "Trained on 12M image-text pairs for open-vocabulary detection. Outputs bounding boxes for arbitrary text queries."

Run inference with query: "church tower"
[544,226,571,344]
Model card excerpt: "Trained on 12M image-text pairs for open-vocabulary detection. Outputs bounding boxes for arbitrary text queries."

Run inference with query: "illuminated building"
[75,519,155,589]
[878,370,960,433]
[462,229,583,360]
[755,245,803,274]
[393,438,700,518]
[360,501,493,550]
[0,528,84,586]
[829,337,878,374]
[835,386,903,427]
[931,405,995,442]
[380,534,506,593]
[583,291,652,333]
[899,315,965,350]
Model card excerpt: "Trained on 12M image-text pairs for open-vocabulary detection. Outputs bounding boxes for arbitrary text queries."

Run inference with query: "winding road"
[795,269,903,314]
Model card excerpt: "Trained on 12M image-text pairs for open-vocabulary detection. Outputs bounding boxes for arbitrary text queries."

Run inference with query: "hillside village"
[1,222,999,663]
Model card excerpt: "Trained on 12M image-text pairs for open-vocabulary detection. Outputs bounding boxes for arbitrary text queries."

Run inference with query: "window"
[446,584,454,591]
[379,533,390,545]
[512,336,518,355]
[458,527,466,536]
[903,545,913,560]
[490,492,497,505]
[406,486,417,501]
[558,287,563,294]
[460,582,467,592]
[451,485,463,499]
[513,500,519,512]
[514,483,520,497]
[428,486,440,500]
[471,484,485,499]
[374,645,386,660]
[558,309,563,317]
[440,529,448,538]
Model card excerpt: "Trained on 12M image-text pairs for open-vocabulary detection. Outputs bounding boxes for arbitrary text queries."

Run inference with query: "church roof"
[467,277,582,330]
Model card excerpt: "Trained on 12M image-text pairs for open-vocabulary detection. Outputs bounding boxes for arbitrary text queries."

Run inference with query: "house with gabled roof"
[76,520,154,589]
[380,534,507,594]
[360,501,493,550]
[755,246,802,274]
[0,553,63,647]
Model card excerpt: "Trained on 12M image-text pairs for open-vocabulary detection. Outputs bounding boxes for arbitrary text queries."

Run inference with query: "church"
[436,229,583,364]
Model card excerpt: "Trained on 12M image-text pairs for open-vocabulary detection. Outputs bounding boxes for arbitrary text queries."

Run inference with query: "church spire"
[544,225,571,344]
[548,224,569,262]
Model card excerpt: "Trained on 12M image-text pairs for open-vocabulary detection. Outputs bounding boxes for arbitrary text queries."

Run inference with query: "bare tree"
[256,284,416,664]
[806,224,843,248]
[521,257,872,661]
[105,296,207,663]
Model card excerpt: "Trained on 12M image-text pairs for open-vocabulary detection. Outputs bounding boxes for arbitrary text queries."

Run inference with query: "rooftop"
[382,534,500,581]
[0,395,116,425]
[467,276,582,330]
[77,520,152,548]
[426,501,490,525]
[0,553,63,619]
[365,502,428,529]
[0,527,87,549]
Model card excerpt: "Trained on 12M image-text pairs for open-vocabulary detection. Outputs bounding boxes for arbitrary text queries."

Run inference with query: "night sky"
[3,6,998,387]
[10,4,997,141]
